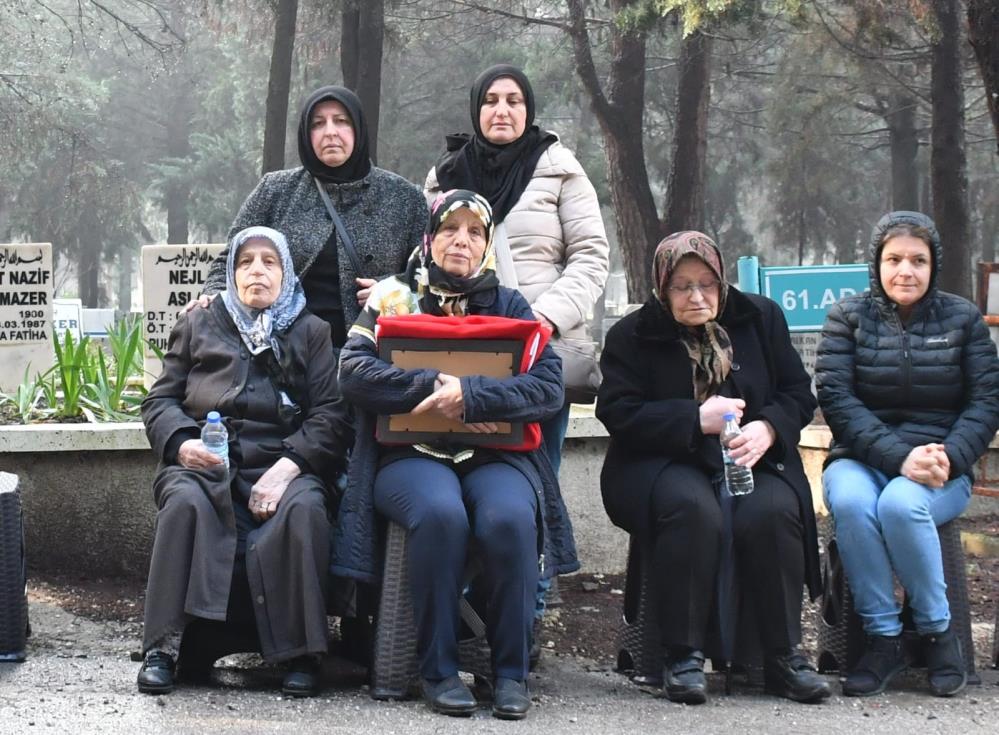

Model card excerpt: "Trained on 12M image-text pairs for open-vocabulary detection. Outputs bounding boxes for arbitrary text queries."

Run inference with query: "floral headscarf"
[653,231,734,402]
[221,226,306,357]
[405,189,499,317]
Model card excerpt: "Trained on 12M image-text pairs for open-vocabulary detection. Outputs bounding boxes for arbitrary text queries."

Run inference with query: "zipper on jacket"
[893,311,912,399]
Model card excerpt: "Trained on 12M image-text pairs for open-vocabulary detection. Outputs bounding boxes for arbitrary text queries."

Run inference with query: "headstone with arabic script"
[0,243,54,393]
[141,244,225,387]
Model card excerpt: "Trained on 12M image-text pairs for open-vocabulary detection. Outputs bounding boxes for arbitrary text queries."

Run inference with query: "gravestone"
[0,243,54,393]
[141,244,224,387]
[52,298,83,340]
[790,332,820,377]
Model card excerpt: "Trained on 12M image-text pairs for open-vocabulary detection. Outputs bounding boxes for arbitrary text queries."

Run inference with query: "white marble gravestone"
[0,243,54,392]
[141,244,224,387]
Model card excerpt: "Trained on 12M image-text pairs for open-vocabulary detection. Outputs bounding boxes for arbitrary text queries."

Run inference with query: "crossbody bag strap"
[313,175,366,279]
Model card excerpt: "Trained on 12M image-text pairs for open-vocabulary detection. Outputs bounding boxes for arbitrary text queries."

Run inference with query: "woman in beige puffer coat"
[425,64,609,476]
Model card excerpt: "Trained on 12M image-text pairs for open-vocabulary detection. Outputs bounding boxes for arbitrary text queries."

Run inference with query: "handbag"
[551,336,601,405]
[314,176,367,279]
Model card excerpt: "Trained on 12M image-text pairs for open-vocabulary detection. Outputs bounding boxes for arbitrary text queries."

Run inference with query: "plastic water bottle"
[720,412,754,496]
[201,411,229,469]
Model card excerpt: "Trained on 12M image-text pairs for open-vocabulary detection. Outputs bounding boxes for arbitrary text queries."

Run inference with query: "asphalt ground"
[1,598,998,735]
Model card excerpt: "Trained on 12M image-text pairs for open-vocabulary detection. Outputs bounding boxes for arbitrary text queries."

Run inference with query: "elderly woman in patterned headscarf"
[138,226,353,698]
[596,232,829,705]
[333,190,577,720]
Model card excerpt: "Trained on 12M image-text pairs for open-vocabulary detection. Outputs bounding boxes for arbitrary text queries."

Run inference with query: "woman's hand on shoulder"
[177,439,225,469]
[355,278,377,307]
[184,293,216,313]
[411,373,464,420]
[901,444,949,488]
[248,457,301,521]
[698,396,745,436]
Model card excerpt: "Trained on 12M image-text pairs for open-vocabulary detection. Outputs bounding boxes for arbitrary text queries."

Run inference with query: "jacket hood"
[867,210,942,306]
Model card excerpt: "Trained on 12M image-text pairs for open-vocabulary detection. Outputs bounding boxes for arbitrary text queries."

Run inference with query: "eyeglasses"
[666,279,720,298]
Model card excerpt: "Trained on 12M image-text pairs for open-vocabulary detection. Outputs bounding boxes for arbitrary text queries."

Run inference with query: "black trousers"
[649,462,804,652]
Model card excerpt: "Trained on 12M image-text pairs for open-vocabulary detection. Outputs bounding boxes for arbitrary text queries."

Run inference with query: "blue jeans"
[823,458,971,636]
[535,403,571,618]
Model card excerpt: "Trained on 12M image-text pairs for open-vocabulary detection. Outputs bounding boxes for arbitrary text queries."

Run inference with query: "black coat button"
[732,362,741,371]
[247,384,255,392]
[776,462,785,471]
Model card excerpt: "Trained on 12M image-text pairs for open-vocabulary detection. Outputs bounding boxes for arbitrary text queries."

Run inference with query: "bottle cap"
[722,412,735,421]
[207,411,221,422]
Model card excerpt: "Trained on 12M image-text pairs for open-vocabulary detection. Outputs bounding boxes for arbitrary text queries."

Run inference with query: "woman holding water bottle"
[596,231,827,705]
[138,226,353,698]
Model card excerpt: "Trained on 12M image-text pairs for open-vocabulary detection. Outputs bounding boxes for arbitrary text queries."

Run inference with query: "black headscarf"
[434,64,557,223]
[297,86,372,184]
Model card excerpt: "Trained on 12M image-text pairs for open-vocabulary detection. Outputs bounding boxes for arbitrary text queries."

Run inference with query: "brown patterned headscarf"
[653,231,734,402]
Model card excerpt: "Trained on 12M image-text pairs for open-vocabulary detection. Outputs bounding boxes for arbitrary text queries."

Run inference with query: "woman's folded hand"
[411,373,465,420]
[249,457,301,521]
[901,445,949,489]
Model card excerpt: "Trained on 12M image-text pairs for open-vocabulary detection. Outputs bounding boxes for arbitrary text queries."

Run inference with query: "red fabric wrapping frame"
[375,314,552,451]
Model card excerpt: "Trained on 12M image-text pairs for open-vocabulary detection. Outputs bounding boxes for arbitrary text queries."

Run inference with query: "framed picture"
[376,337,527,447]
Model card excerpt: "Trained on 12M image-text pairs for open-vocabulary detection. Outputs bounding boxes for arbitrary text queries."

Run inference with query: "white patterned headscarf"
[221,226,306,356]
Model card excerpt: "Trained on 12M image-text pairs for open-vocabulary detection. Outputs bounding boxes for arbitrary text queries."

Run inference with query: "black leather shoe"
[764,649,831,703]
[842,634,907,697]
[664,648,707,705]
[422,676,477,717]
[282,655,321,697]
[923,626,967,697]
[492,678,531,720]
[137,650,175,694]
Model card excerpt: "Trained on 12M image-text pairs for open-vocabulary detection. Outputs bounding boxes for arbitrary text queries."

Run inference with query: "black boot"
[137,650,176,694]
[282,654,322,697]
[923,626,966,697]
[842,634,907,697]
[663,647,707,705]
[422,675,477,717]
[764,649,831,703]
[492,678,531,720]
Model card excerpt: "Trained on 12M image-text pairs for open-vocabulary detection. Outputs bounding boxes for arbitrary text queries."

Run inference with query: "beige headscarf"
[653,231,734,402]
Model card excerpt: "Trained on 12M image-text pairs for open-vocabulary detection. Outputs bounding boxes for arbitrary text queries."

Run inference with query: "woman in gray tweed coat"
[199,86,428,349]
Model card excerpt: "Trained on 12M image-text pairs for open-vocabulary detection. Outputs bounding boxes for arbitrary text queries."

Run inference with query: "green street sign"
[761,264,869,332]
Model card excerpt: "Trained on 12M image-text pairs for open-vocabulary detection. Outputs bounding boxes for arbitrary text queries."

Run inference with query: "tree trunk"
[164,5,192,244]
[663,31,712,236]
[566,0,661,301]
[967,0,999,155]
[77,232,102,308]
[261,0,299,175]
[930,0,971,298]
[341,0,384,163]
[117,246,133,314]
[885,94,919,211]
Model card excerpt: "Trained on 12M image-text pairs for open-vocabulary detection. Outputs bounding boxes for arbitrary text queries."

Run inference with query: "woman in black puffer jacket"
[815,210,999,699]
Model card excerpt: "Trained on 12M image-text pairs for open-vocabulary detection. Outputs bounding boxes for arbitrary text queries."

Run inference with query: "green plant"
[0,366,48,424]
[81,316,148,420]
[51,329,91,419]
[10,317,153,424]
